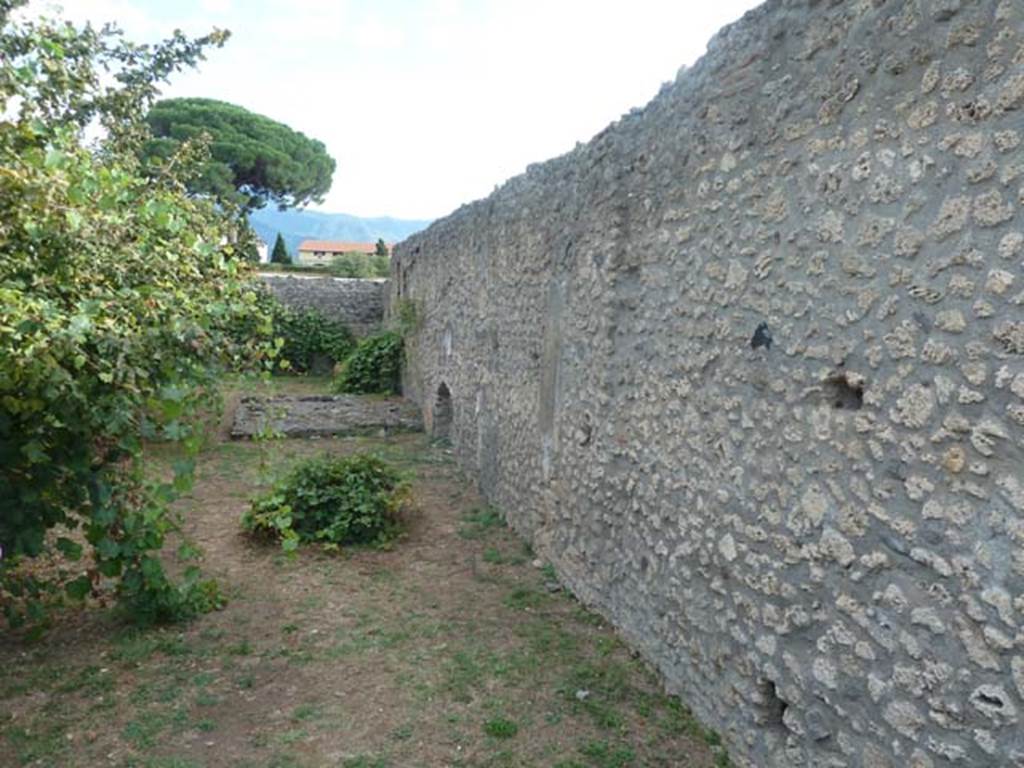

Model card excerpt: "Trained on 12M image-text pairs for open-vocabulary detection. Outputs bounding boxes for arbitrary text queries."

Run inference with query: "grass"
[458,505,506,539]
[123,708,189,750]
[0,377,728,768]
[577,740,637,768]
[482,546,504,564]
[341,757,389,768]
[483,717,519,739]
[504,587,547,611]
[291,703,322,722]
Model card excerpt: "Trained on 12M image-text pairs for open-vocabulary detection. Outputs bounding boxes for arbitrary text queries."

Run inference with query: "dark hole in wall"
[759,679,788,728]
[750,322,772,350]
[578,413,593,447]
[959,100,986,120]
[825,371,864,410]
[433,382,453,441]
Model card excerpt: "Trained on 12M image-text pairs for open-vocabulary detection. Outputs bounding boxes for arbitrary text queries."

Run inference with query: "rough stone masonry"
[259,274,385,337]
[392,1,1024,765]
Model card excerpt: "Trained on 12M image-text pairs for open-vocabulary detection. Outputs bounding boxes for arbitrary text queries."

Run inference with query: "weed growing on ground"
[458,505,505,539]
[483,546,505,564]
[505,587,546,611]
[483,717,519,739]
[243,453,408,552]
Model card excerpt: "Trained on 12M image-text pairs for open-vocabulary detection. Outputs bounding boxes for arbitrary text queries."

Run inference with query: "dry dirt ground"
[0,379,728,768]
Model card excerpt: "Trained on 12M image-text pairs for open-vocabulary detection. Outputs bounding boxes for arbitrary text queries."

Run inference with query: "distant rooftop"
[298,240,386,254]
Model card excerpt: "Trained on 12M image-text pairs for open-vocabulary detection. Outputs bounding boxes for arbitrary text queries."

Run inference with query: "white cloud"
[350,18,407,51]
[265,0,351,45]
[199,0,232,14]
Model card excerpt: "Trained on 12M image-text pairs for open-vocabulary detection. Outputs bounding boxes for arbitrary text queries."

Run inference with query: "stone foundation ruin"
[392,1,1024,765]
[231,395,421,439]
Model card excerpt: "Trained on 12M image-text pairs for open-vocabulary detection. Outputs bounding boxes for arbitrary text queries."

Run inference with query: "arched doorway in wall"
[433,382,453,441]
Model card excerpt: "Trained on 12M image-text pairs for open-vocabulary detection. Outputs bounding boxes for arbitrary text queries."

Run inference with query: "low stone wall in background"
[259,274,386,337]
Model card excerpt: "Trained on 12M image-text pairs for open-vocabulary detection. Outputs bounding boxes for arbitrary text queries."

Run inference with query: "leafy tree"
[0,2,274,628]
[241,238,261,263]
[271,232,290,264]
[375,238,388,257]
[142,98,336,211]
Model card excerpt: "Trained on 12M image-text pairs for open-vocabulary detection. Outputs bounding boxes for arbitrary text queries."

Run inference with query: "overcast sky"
[32,0,761,220]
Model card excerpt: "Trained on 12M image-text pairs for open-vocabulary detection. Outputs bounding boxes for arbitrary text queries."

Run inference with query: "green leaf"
[96,538,120,559]
[21,440,47,464]
[158,398,185,421]
[177,542,201,561]
[97,559,122,578]
[172,458,195,493]
[44,149,66,168]
[140,556,164,582]
[65,575,92,600]
[56,537,83,561]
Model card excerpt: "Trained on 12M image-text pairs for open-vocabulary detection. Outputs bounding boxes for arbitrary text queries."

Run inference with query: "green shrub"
[0,8,267,628]
[242,454,408,552]
[334,331,403,394]
[231,289,354,374]
[274,305,355,374]
[329,252,389,278]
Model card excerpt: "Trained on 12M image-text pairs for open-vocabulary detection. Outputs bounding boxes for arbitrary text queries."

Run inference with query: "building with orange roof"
[296,240,389,267]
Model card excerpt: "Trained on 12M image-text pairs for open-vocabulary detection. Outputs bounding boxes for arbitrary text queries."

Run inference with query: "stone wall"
[391,1,1024,765]
[259,274,385,336]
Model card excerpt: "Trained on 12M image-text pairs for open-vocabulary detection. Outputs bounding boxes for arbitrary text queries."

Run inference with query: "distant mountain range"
[249,208,432,259]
